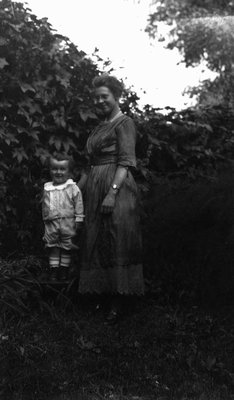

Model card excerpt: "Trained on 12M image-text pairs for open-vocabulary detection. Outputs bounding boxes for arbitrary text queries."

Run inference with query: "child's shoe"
[59,266,69,282]
[50,268,58,282]
[39,270,49,281]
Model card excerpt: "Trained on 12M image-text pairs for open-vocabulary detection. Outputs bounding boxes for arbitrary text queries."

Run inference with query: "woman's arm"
[101,165,128,214]
[101,117,136,214]
[77,168,89,191]
[111,165,128,189]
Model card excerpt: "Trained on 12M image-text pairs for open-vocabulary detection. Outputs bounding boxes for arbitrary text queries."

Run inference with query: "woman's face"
[94,86,118,117]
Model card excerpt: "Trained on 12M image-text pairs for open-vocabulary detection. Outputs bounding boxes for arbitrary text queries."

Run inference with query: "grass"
[1,258,234,400]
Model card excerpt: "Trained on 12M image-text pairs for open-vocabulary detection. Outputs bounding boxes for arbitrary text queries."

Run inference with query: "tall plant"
[145,0,234,107]
[0,0,99,251]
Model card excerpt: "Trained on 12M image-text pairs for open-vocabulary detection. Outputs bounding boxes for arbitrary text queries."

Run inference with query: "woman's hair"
[92,74,124,98]
[48,152,74,171]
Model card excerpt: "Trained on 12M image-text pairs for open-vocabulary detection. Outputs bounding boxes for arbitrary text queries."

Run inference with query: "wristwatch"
[111,184,120,191]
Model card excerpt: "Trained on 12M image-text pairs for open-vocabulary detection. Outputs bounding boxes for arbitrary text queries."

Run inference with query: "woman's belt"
[89,156,118,166]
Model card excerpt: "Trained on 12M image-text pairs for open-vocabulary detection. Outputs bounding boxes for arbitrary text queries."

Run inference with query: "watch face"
[112,184,118,190]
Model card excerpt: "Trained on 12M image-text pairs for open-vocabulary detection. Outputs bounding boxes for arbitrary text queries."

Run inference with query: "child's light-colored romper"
[42,179,84,250]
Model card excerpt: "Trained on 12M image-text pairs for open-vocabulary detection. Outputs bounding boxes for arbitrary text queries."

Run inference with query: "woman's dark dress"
[79,114,144,295]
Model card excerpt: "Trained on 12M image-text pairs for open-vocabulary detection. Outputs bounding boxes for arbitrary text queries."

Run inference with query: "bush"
[143,171,234,304]
[0,0,100,253]
[0,1,140,254]
[0,257,42,317]
[2,2,234,305]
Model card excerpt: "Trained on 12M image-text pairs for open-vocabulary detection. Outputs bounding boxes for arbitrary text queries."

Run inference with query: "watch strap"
[111,184,120,191]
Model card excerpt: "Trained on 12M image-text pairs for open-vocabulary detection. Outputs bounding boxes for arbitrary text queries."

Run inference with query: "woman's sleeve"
[116,117,137,168]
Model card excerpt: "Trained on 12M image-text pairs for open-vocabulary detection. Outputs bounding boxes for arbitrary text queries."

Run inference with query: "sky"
[18,0,215,110]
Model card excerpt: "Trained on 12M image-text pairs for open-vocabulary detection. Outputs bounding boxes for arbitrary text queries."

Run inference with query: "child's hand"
[76,222,83,231]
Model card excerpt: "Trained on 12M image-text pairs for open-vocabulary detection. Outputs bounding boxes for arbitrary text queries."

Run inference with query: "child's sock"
[49,255,60,281]
[60,252,71,268]
[49,256,60,268]
[59,251,71,281]
[49,247,60,269]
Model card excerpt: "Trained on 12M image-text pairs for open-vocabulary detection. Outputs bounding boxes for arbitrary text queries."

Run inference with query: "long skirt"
[78,163,144,295]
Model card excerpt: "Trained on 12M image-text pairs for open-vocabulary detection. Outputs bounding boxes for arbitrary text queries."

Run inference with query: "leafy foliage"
[146,0,234,107]
[2,0,234,265]
[143,173,234,305]
[0,256,42,316]
[135,104,234,304]
[136,104,234,183]
[0,0,100,252]
[146,0,234,34]
[0,256,77,318]
[2,5,234,399]
[0,1,144,254]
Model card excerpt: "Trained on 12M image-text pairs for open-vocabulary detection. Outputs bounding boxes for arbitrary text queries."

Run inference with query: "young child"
[42,152,84,281]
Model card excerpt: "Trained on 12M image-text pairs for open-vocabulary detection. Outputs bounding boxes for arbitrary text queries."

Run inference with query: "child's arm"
[41,188,46,221]
[72,185,85,230]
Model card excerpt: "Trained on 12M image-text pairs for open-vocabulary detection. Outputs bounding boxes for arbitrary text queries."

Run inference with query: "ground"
[1,258,234,400]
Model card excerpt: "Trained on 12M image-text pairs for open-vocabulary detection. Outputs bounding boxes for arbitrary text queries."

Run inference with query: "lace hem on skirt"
[78,264,144,295]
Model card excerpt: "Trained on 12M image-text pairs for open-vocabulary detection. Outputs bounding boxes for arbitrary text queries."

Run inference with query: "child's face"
[50,158,70,185]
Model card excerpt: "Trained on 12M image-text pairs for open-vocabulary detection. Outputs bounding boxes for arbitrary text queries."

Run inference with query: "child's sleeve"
[41,188,46,221]
[73,185,85,222]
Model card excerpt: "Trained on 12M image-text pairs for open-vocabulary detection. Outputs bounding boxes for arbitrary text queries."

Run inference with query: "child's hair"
[48,152,74,171]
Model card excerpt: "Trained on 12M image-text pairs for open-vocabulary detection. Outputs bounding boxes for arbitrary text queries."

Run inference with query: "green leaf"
[0,58,9,69]
[19,82,36,93]
[30,130,40,140]
[12,149,29,163]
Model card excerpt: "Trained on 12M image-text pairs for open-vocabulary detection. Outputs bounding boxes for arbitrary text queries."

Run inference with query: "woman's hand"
[101,191,117,214]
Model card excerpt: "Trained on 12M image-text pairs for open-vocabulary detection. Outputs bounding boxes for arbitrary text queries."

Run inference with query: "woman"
[78,74,144,322]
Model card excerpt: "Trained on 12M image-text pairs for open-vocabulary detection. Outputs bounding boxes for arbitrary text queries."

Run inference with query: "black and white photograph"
[1,0,234,399]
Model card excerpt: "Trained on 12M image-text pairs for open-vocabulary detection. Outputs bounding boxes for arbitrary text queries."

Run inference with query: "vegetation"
[146,0,234,107]
[1,1,234,398]
[1,259,234,400]
[0,0,99,253]
[1,0,234,290]
[0,0,139,254]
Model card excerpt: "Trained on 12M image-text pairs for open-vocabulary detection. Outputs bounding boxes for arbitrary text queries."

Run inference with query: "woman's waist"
[89,155,117,166]
[86,165,137,193]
